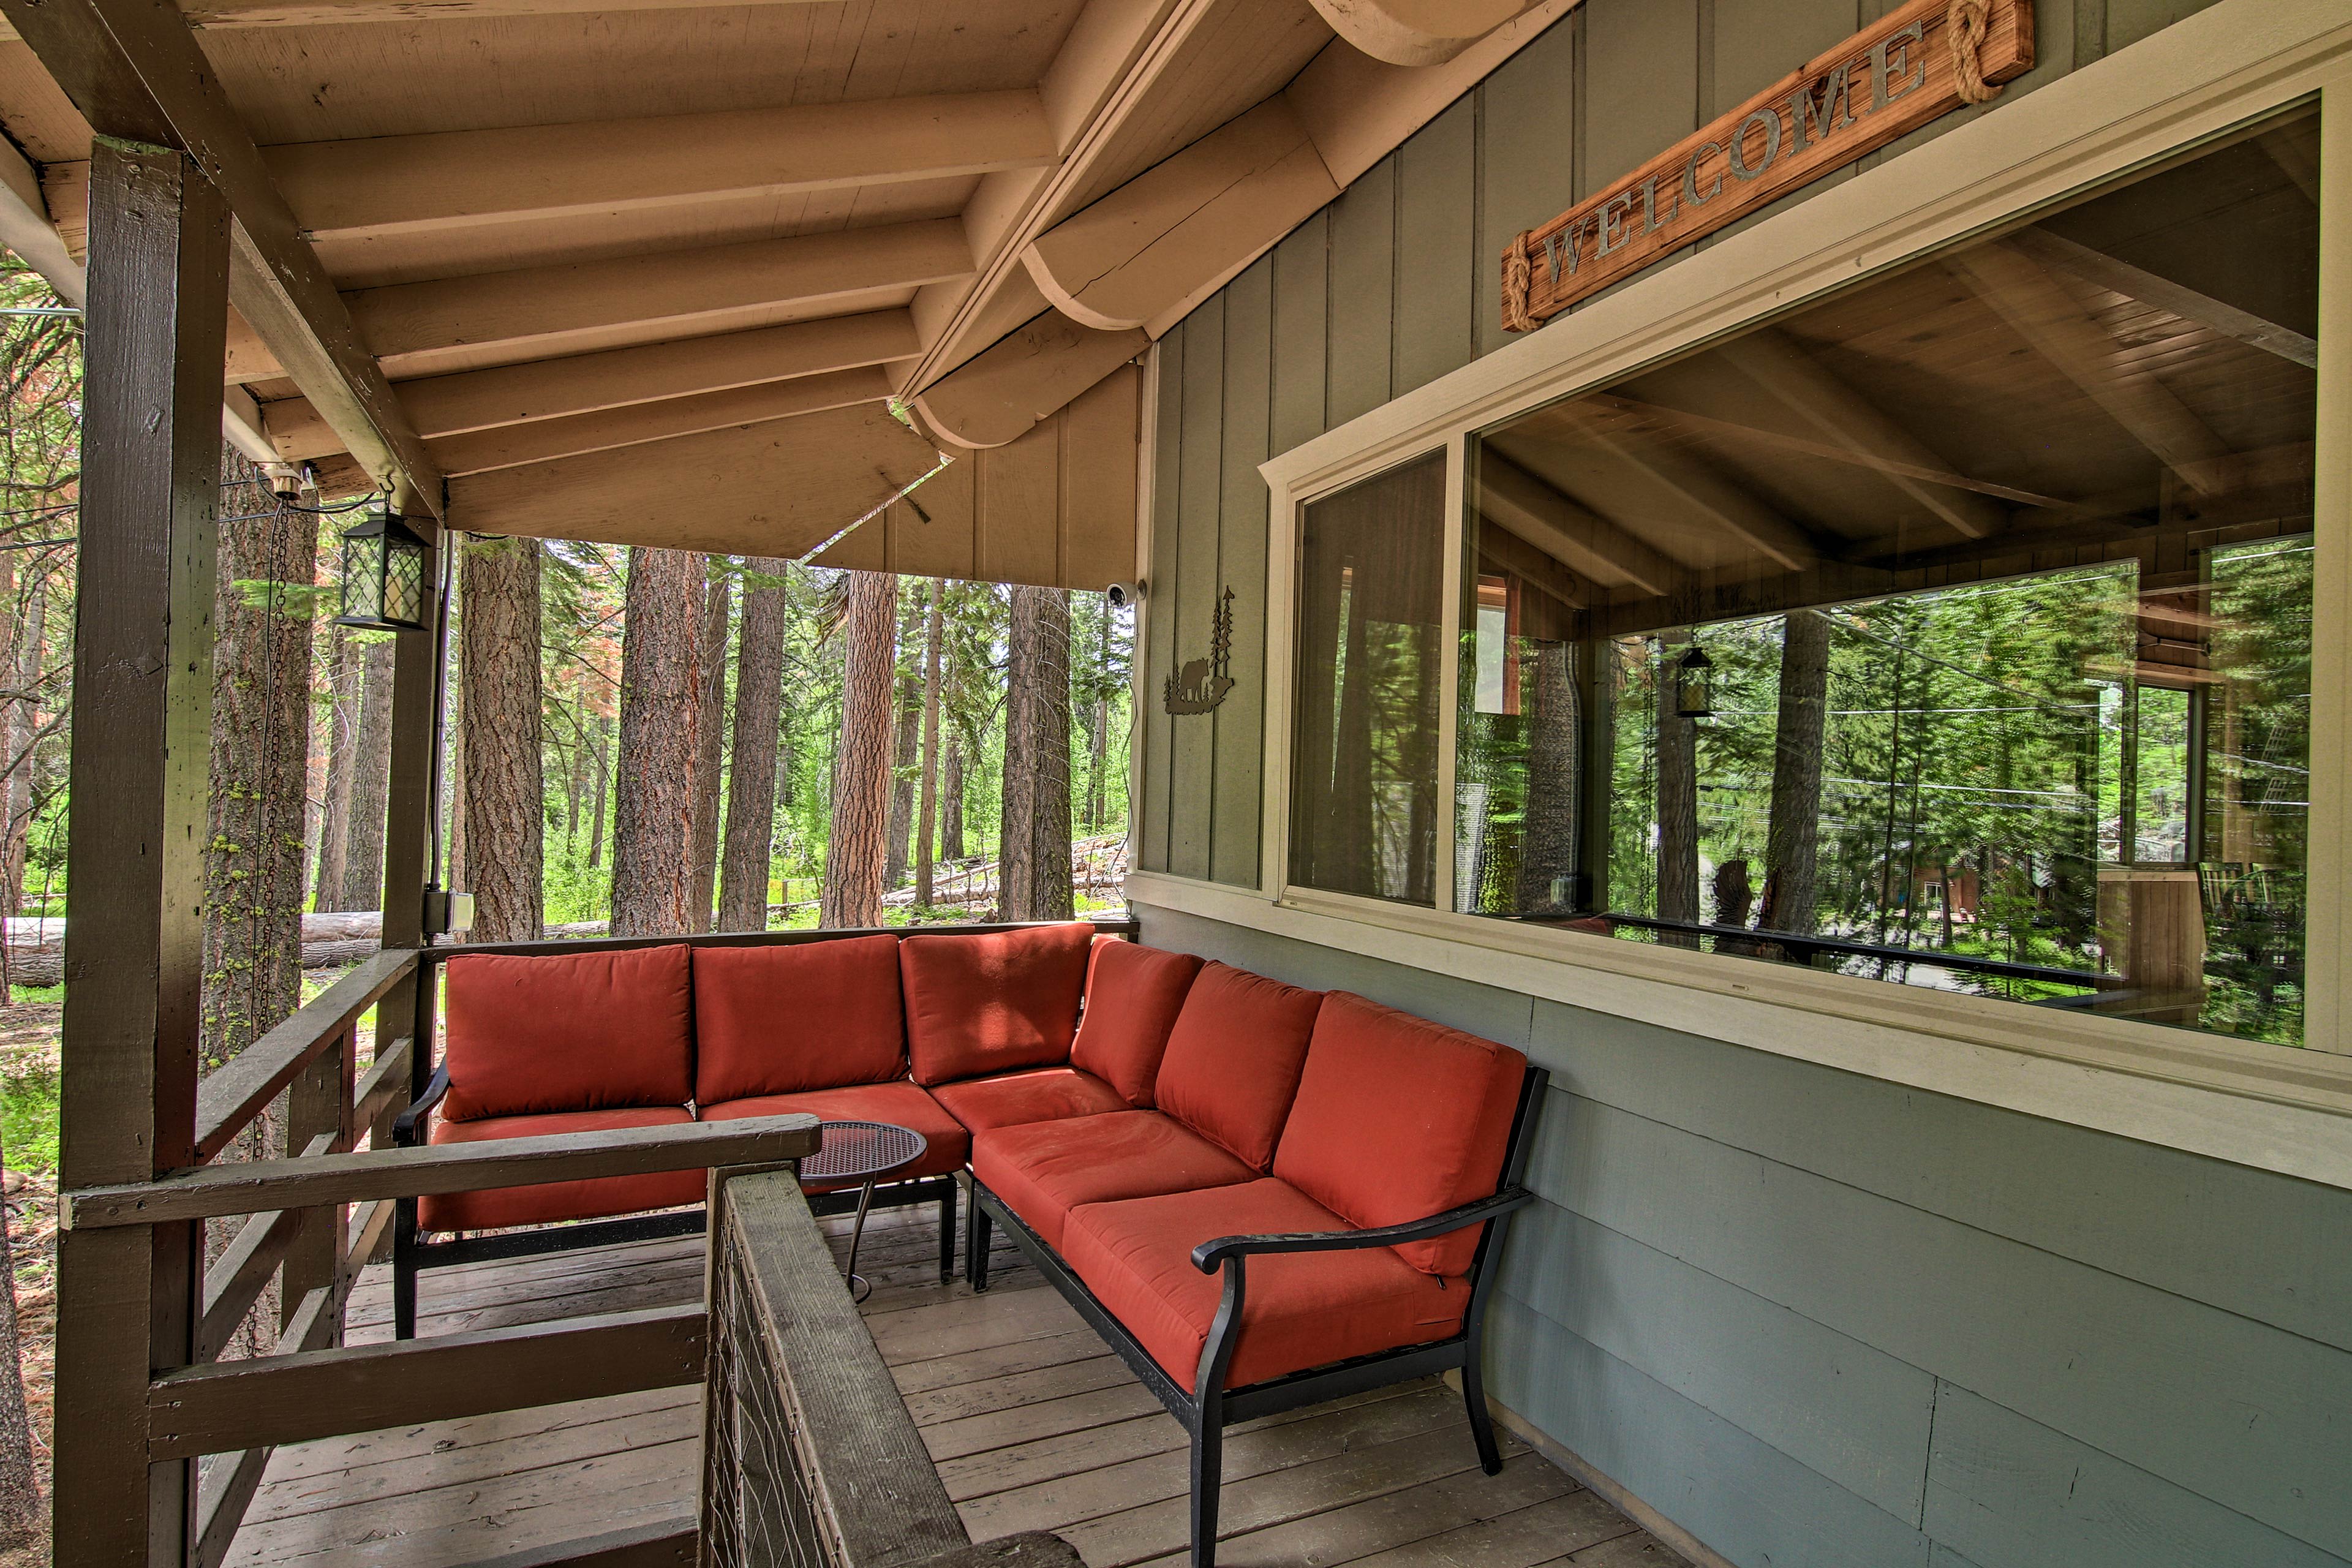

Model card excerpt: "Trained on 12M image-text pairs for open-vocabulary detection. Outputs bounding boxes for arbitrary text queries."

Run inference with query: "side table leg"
[845,1179,880,1302]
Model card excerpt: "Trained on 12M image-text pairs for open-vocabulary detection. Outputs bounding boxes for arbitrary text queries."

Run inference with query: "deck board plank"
[234,1221,1672,1568]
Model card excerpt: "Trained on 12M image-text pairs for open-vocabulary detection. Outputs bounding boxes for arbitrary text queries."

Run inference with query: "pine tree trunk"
[1758,608,1831,935]
[915,581,943,906]
[2,567,45,922]
[822,571,897,929]
[0,1156,37,1560]
[443,657,466,896]
[459,534,544,943]
[689,567,731,929]
[883,682,917,891]
[718,557,788,932]
[610,547,703,936]
[587,714,610,871]
[312,629,356,911]
[341,636,396,911]
[1517,641,1581,913]
[941,731,966,862]
[1656,647,1701,940]
[1000,585,1074,921]
[1087,597,1110,833]
[565,699,586,843]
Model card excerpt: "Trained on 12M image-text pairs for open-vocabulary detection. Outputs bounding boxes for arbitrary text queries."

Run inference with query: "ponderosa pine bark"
[586,713,610,870]
[341,635,395,911]
[999,584,1074,922]
[1517,641,1581,913]
[915,579,943,906]
[883,680,918,891]
[459,534,543,942]
[611,547,703,935]
[1656,646,1701,940]
[0,1144,35,1561]
[688,566,731,929]
[312,628,355,911]
[1,565,45,922]
[941,730,967,864]
[718,557,788,932]
[1758,608,1831,935]
[822,571,896,928]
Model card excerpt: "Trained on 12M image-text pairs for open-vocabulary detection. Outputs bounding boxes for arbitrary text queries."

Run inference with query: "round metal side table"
[801,1120,926,1302]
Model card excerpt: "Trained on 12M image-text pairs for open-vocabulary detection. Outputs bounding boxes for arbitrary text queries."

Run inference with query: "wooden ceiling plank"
[0,0,442,510]
[0,0,846,36]
[1480,451,1683,598]
[349,219,969,368]
[394,309,919,438]
[2007,227,2318,369]
[428,366,892,475]
[1570,422,1820,574]
[269,91,1053,246]
[1712,328,2008,540]
[1947,242,2237,499]
[911,308,1147,450]
[447,400,942,554]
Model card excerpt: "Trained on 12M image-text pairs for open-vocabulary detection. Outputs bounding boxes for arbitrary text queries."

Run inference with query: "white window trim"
[1202,0,2352,1186]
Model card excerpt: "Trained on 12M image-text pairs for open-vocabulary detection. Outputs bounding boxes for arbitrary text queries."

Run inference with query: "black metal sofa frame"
[962,1065,1549,1568]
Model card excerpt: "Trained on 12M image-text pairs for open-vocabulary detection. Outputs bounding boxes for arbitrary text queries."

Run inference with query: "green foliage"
[0,1064,57,1174]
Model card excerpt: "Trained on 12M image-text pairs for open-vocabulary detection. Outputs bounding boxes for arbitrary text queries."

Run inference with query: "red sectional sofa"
[393,921,1543,1568]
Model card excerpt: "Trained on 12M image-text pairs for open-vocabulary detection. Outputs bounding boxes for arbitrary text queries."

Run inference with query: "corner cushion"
[1069,939,1204,1107]
[900,923,1093,1087]
[929,1066,1129,1134]
[1273,991,1526,1276]
[440,944,696,1121]
[692,934,906,1104]
[1152,963,1323,1170]
[699,1080,969,1187]
[971,1110,1257,1251]
[417,1106,704,1232]
[1061,1178,1468,1390]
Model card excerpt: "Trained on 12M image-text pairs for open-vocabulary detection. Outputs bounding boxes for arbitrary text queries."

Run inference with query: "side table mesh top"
[799,1120,925,1302]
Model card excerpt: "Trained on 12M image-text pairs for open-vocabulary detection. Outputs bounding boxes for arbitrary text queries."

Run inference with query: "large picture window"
[1450,108,2319,1046]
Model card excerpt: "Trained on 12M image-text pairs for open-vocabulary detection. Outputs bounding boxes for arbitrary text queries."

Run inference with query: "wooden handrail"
[65,1113,820,1229]
[194,948,419,1161]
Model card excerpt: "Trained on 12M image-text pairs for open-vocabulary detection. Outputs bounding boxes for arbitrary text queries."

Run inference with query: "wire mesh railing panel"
[704,1224,840,1568]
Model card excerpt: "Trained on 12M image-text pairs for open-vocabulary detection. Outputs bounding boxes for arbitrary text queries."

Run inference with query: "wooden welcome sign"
[1501,0,2034,331]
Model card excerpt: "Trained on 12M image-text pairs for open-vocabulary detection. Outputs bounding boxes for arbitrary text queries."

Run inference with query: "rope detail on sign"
[1501,232,1536,334]
[1948,0,2000,103]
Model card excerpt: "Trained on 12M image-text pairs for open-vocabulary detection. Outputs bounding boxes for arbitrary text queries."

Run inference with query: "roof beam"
[2006,227,2318,369]
[1710,328,2008,540]
[1305,0,1545,67]
[428,366,892,476]
[910,309,1147,451]
[447,401,941,554]
[1479,452,1684,598]
[350,219,970,375]
[268,92,1054,248]
[0,0,843,35]
[1564,422,1819,574]
[1947,241,2238,498]
[0,0,441,511]
[392,309,919,439]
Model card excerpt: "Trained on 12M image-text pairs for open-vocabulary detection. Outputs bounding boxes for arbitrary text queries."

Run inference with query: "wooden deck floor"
[230,1204,1676,1568]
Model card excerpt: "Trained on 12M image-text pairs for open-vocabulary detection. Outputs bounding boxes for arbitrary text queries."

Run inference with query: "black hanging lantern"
[333,502,430,631]
[1675,644,1714,719]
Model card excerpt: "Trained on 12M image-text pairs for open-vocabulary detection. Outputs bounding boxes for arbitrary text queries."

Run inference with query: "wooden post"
[377,526,442,1155]
[55,138,229,1568]
[281,1023,356,1336]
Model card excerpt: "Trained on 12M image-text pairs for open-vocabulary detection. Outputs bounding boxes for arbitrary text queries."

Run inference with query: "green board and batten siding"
[1127,2,2344,1566]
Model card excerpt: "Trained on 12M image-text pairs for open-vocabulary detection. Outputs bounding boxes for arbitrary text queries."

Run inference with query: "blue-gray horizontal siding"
[1130,903,2352,1568]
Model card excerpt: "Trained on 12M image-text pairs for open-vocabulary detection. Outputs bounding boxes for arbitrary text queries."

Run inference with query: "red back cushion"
[900,922,1093,1086]
[1152,963,1322,1170]
[440,944,695,1121]
[692,935,905,1104]
[1070,939,1204,1107]
[1273,991,1526,1275]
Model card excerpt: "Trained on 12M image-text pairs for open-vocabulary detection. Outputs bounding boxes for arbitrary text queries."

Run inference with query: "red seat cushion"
[1273,992,1527,1276]
[698,1080,969,1187]
[971,1110,1257,1251]
[900,923,1094,1087]
[416,1107,705,1232]
[1070,939,1204,1107]
[929,1066,1129,1134]
[1062,1178,1468,1390]
[440,945,694,1121]
[692,935,905,1104]
[1152,963,1323,1170]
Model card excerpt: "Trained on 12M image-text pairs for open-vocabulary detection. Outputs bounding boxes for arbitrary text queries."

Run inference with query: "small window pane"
[1459,107,2318,1047]
[1290,452,1447,905]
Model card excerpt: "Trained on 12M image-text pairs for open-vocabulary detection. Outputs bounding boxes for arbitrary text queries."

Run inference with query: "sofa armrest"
[392,1062,451,1148]
[1188,1187,1534,1273]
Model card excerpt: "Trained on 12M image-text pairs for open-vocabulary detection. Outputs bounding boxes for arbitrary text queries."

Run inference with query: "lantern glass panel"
[384,533,426,625]
[341,529,384,624]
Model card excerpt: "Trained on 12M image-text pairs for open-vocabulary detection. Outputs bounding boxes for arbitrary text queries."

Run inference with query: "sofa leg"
[967,1196,993,1293]
[393,1200,418,1341]
[1462,1343,1502,1475]
[938,1180,957,1284]
[1188,1414,1222,1568]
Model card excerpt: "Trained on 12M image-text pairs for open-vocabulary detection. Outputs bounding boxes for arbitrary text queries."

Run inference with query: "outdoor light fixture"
[333,502,431,632]
[1675,644,1714,719]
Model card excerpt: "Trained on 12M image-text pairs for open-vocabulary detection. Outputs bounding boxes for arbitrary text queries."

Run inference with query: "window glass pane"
[1460,107,2318,1046]
[1291,451,1447,904]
